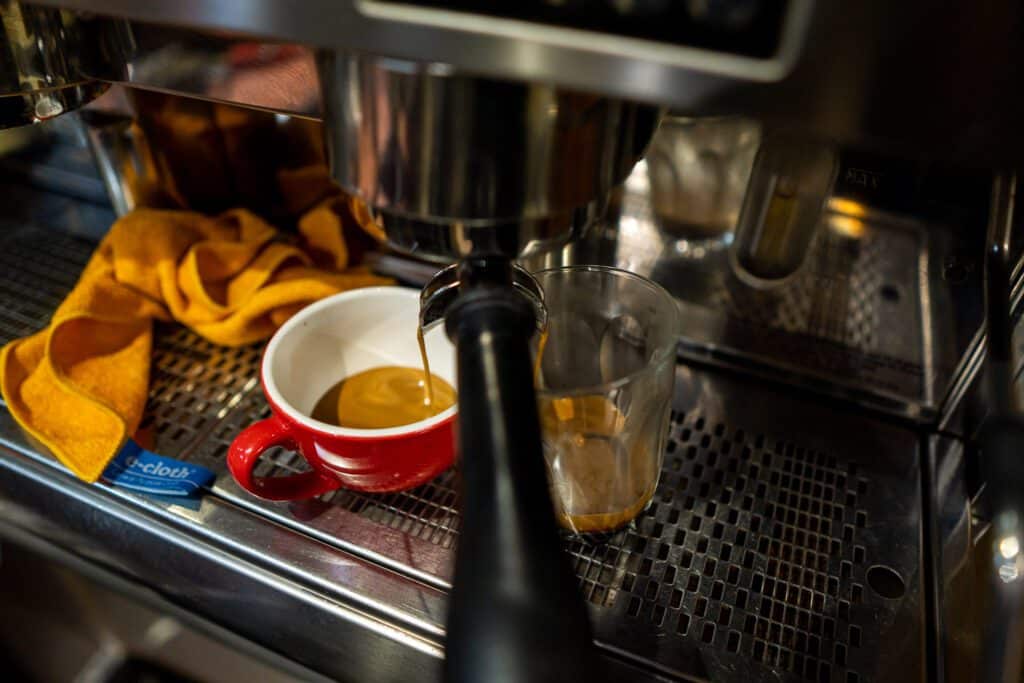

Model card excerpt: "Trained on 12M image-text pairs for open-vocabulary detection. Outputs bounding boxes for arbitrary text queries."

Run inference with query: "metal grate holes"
[142,326,263,461]
[563,412,875,681]
[0,223,907,683]
[0,229,94,344]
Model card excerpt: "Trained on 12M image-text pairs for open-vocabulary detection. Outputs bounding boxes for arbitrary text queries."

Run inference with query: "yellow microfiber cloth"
[0,199,392,483]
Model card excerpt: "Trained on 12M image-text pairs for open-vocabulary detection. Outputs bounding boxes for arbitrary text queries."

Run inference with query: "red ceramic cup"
[228,287,457,500]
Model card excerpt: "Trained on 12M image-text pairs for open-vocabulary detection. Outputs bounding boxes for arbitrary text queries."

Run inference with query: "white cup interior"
[264,287,457,436]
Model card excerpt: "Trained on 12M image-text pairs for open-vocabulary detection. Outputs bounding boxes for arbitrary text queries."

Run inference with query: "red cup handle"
[227,415,340,501]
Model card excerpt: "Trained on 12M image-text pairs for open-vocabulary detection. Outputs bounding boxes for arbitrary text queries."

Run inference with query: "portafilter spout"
[419,260,548,335]
[422,255,601,683]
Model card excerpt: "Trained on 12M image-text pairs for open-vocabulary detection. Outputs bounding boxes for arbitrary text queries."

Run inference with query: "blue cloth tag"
[102,440,215,496]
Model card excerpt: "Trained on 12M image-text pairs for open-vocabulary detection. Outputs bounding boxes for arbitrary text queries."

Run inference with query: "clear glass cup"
[533,266,680,535]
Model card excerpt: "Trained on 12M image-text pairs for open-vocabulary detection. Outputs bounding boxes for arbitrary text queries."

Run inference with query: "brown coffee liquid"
[558,485,656,534]
[539,394,658,534]
[417,326,435,407]
[533,327,548,387]
[311,366,455,429]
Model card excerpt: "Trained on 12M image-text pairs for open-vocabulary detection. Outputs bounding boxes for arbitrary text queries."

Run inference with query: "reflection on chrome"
[994,512,1023,584]
[1000,535,1020,560]
[998,562,1019,584]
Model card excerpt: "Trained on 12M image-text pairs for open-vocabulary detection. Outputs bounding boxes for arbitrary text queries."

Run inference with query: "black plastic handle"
[443,285,599,683]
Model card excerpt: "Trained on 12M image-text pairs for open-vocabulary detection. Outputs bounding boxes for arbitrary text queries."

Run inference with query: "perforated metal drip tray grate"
[0,225,926,683]
[606,174,953,418]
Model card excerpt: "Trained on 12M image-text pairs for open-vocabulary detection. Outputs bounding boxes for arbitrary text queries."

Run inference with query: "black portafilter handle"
[440,257,600,683]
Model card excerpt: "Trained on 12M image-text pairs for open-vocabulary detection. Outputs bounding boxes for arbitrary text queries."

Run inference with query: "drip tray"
[0,225,925,683]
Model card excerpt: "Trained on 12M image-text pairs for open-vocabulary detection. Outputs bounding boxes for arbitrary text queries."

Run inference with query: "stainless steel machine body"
[1,1,1023,681]
[0,1,108,127]
[318,52,658,227]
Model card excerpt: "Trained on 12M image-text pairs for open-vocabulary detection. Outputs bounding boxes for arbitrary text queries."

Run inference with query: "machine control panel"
[367,0,789,57]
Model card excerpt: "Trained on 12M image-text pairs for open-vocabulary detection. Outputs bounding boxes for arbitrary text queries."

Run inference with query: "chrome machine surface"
[318,52,657,233]
[30,0,1024,167]
[0,1,108,127]
[3,0,1023,681]
[0,191,927,681]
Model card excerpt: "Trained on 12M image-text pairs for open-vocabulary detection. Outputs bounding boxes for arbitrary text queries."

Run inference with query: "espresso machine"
[1,1,1024,681]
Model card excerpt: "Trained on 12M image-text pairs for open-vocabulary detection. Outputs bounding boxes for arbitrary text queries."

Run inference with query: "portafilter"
[318,51,658,683]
